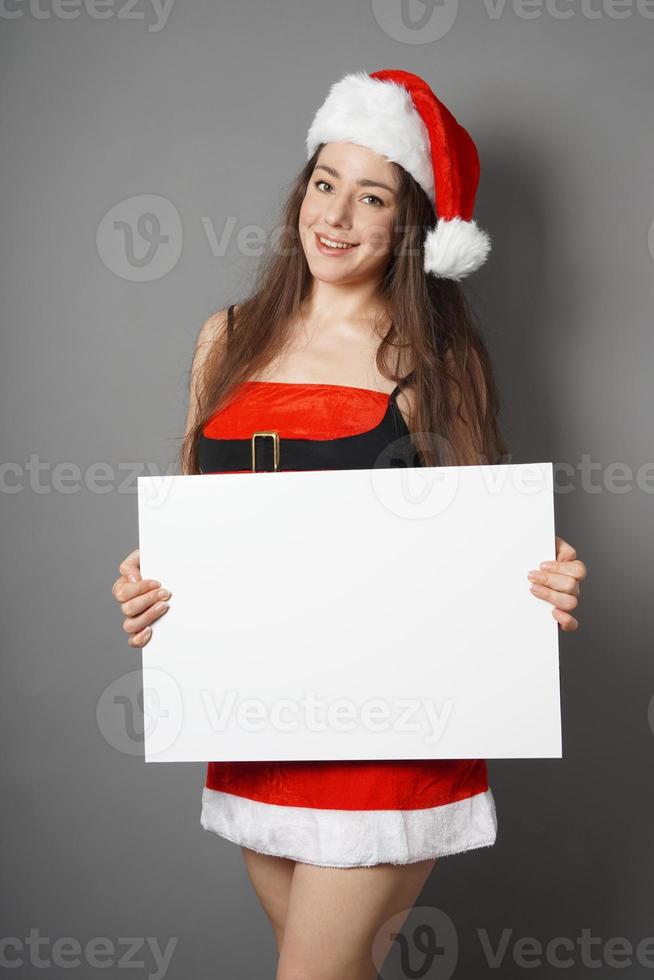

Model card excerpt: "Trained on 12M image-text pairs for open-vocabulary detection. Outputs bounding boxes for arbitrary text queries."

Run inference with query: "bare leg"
[240,846,296,952]
[276,857,436,980]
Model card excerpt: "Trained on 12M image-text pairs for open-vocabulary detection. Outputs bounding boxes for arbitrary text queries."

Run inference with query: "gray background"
[2,1,653,977]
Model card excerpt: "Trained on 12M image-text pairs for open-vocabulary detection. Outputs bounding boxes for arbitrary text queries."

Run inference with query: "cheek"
[299,196,321,228]
[358,216,395,258]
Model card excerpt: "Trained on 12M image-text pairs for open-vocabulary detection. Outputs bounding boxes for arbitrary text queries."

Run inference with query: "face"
[298,141,400,286]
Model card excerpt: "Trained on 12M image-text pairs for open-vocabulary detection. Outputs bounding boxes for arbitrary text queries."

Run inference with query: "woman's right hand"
[111,548,171,648]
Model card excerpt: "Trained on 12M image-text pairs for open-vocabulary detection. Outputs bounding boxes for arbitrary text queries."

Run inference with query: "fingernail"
[144,626,151,635]
[527,571,539,581]
[158,589,171,600]
[155,601,168,612]
[540,561,555,570]
[530,584,545,595]
[128,575,137,582]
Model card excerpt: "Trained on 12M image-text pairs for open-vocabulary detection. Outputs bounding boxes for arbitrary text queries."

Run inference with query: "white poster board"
[137,463,561,762]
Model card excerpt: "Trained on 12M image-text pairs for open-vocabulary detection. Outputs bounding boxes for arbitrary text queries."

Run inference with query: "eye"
[313,180,385,207]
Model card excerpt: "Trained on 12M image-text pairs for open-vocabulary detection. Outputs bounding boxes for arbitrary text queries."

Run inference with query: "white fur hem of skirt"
[200,786,498,868]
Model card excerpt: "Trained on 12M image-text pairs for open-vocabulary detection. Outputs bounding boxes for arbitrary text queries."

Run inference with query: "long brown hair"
[179,145,508,475]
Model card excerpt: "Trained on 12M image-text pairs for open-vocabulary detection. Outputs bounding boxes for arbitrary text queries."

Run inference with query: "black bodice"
[198,306,420,474]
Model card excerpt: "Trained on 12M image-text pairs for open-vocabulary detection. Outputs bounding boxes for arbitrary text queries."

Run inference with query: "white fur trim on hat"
[423,217,491,280]
[306,70,435,203]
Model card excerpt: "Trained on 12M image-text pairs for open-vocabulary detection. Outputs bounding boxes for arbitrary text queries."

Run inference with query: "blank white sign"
[137,463,561,762]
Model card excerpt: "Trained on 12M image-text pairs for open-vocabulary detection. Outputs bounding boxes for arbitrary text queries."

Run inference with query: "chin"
[307,264,354,284]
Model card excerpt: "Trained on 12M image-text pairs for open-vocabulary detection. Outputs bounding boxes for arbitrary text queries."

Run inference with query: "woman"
[111,70,587,979]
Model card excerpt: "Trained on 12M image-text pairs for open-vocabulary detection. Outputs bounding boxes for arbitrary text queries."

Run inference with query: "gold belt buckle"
[251,430,280,472]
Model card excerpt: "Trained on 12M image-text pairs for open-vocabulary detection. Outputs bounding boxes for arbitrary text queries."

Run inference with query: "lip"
[314,231,359,255]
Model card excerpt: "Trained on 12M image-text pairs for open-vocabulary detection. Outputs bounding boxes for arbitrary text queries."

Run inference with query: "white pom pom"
[423,218,491,280]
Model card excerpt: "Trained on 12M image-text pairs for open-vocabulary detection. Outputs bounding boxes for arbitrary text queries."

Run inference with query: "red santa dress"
[196,310,498,867]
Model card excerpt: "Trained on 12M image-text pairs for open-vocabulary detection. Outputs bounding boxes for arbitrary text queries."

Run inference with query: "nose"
[324,192,352,230]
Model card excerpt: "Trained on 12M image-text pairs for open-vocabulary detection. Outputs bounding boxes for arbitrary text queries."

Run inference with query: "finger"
[113,577,162,604]
[538,558,586,581]
[122,600,170,636]
[121,586,171,618]
[528,570,580,596]
[112,572,151,598]
[554,536,576,562]
[529,584,579,612]
[553,607,578,631]
[119,549,141,582]
[127,625,152,648]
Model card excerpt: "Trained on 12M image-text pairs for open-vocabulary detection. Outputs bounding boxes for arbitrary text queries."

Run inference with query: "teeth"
[319,236,354,249]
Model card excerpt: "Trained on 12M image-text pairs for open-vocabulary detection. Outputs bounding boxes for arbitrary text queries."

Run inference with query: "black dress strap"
[226,304,234,346]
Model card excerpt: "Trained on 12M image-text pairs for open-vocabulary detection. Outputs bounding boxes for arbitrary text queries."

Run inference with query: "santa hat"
[306,69,491,280]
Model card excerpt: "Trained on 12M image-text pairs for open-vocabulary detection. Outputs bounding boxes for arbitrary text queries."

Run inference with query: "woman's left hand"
[527,535,587,632]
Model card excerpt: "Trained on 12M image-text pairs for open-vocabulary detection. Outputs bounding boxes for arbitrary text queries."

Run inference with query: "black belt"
[251,431,281,471]
[198,429,421,474]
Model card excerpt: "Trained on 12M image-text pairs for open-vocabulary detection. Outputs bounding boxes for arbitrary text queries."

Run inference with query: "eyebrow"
[313,164,397,196]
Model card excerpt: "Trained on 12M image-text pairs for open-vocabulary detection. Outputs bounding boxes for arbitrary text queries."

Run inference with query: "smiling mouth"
[314,231,359,251]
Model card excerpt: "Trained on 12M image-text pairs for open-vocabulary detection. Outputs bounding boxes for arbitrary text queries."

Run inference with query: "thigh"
[240,847,296,948]
[276,858,436,980]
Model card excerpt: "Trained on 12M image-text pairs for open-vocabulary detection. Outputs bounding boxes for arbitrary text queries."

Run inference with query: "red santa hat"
[306,68,491,281]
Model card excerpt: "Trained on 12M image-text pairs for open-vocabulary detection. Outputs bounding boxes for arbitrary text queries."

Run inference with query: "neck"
[302,277,390,329]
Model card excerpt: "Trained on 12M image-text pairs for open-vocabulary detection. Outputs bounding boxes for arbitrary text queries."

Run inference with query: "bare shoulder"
[190,304,235,378]
[184,305,234,437]
[195,304,233,351]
